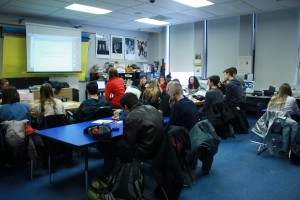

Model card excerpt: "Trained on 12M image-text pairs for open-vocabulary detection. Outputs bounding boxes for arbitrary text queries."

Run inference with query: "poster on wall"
[124,37,135,60]
[111,35,124,60]
[136,38,148,62]
[238,56,252,75]
[95,34,110,59]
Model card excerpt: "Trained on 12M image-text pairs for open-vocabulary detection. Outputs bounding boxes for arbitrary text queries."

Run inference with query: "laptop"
[96,80,106,91]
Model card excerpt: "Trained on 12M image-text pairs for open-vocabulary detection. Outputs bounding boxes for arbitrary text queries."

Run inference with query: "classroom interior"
[1,0,300,199]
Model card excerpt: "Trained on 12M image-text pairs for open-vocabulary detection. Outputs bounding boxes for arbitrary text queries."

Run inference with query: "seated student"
[267,83,299,155]
[0,86,30,122]
[141,79,162,109]
[125,79,141,99]
[138,74,148,96]
[35,83,66,125]
[73,81,107,117]
[158,79,180,117]
[102,93,164,176]
[187,76,200,95]
[201,75,224,117]
[104,68,125,109]
[223,68,242,107]
[167,81,199,131]
[159,76,167,91]
[0,78,9,103]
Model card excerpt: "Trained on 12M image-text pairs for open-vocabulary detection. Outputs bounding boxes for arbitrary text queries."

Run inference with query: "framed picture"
[124,37,135,60]
[111,35,124,60]
[95,34,110,59]
[136,38,148,62]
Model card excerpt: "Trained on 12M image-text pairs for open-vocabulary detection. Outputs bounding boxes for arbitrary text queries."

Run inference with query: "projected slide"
[27,35,80,72]
[26,23,81,73]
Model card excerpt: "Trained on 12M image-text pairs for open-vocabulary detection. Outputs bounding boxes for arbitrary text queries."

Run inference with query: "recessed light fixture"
[65,3,112,15]
[135,18,169,25]
[173,0,214,8]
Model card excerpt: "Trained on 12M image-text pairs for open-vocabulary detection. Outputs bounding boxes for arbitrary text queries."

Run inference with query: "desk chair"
[40,114,72,179]
[251,110,298,155]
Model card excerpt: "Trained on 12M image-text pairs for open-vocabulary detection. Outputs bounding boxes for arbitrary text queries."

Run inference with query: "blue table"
[36,119,123,194]
[35,116,168,194]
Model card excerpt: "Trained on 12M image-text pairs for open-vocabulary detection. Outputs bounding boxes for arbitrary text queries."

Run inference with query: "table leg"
[84,147,88,195]
[48,155,52,183]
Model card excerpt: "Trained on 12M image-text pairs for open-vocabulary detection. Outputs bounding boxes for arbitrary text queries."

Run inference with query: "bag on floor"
[88,163,144,200]
[289,125,300,165]
[107,162,144,200]
[88,177,114,200]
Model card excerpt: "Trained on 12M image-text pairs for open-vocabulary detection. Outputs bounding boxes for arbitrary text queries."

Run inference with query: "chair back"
[40,114,69,129]
[73,106,113,123]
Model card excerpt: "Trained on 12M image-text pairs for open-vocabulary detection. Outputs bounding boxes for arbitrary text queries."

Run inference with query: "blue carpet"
[0,115,300,200]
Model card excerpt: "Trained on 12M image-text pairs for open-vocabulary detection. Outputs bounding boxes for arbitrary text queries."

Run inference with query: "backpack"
[74,106,113,123]
[88,163,144,200]
[289,125,300,165]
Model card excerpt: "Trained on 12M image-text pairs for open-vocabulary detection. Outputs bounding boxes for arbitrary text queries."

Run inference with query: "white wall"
[255,9,299,90]
[206,16,240,79]
[169,23,195,72]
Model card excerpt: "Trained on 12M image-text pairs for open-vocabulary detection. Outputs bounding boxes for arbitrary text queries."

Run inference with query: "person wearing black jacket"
[102,93,164,176]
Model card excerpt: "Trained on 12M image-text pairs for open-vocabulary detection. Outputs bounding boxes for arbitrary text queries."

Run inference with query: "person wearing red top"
[105,68,125,109]
[159,76,167,91]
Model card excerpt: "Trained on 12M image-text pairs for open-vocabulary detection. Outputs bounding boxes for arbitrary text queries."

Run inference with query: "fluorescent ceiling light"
[135,18,169,25]
[65,4,112,15]
[173,0,214,8]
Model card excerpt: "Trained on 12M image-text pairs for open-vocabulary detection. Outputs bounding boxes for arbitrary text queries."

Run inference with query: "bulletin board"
[2,36,89,81]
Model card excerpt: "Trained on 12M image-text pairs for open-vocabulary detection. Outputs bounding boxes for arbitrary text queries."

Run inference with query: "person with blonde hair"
[267,83,299,155]
[35,83,65,125]
[268,83,298,114]
[141,78,162,109]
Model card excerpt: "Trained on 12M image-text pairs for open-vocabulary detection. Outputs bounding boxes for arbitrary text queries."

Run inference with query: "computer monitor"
[96,80,106,90]
[244,81,255,93]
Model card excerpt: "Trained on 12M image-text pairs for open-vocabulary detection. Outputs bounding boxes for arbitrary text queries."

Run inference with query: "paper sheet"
[92,119,114,124]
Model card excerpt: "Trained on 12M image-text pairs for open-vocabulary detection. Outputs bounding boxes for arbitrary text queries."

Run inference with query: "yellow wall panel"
[2,36,88,80]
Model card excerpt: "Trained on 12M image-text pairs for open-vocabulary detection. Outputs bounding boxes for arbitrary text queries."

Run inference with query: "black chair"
[39,114,73,171]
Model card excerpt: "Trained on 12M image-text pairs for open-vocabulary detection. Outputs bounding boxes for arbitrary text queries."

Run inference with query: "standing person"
[142,79,162,109]
[35,83,65,125]
[267,83,299,155]
[187,76,200,95]
[104,68,125,109]
[73,81,107,117]
[223,68,242,107]
[0,86,30,122]
[167,81,199,131]
[201,75,224,117]
[103,93,164,176]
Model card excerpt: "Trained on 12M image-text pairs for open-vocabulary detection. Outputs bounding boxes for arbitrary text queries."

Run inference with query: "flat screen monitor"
[245,81,255,93]
[96,80,106,90]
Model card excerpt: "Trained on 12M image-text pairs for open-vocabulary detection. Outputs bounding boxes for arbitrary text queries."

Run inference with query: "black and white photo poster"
[136,38,148,62]
[125,37,135,60]
[96,34,110,59]
[111,35,124,60]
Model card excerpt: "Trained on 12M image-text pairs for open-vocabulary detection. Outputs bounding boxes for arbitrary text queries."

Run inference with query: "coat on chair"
[188,120,221,171]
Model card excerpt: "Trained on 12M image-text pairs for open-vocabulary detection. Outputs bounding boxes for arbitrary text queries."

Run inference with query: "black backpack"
[88,163,144,200]
[73,106,113,123]
[290,125,300,165]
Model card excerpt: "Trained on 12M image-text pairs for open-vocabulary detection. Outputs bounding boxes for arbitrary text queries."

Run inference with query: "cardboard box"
[32,88,73,101]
